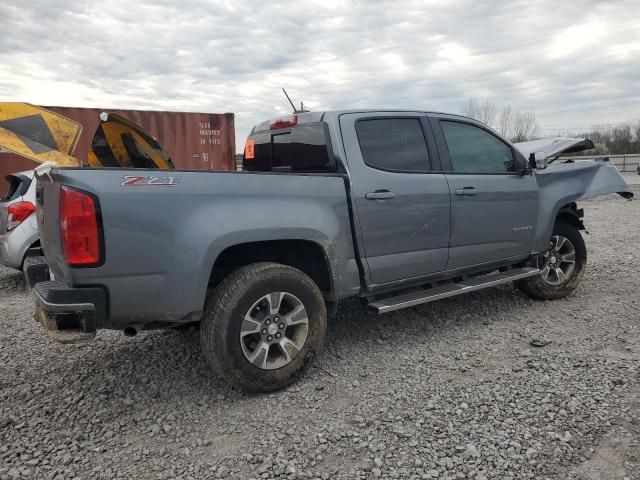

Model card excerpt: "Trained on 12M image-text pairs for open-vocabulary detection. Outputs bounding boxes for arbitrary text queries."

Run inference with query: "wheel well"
[210,240,333,294]
[556,202,585,230]
[19,240,42,270]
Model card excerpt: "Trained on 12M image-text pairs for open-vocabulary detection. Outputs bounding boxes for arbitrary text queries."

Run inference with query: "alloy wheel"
[538,234,576,286]
[239,292,309,370]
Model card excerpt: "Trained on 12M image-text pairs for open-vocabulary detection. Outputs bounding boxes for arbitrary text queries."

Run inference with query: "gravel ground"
[1,189,639,480]
[621,172,640,186]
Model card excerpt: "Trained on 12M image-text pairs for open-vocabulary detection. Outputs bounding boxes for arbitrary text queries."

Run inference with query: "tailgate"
[35,173,66,282]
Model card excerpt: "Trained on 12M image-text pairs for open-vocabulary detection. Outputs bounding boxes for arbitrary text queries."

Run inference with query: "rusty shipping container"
[0,105,236,183]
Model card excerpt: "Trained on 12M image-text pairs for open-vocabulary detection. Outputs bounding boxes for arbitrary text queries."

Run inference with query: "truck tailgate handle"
[455,187,478,196]
[365,190,396,200]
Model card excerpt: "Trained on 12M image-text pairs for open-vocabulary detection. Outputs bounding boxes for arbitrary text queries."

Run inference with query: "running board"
[369,267,540,314]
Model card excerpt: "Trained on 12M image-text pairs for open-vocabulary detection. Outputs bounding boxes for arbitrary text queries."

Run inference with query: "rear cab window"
[243,122,336,173]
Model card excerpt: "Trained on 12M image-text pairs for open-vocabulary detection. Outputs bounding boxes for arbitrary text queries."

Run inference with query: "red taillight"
[60,186,101,266]
[269,114,298,130]
[7,201,36,230]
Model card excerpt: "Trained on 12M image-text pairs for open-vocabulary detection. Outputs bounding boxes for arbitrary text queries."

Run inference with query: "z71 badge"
[121,175,180,187]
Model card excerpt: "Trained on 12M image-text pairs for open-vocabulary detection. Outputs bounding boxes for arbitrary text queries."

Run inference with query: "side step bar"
[369,267,540,314]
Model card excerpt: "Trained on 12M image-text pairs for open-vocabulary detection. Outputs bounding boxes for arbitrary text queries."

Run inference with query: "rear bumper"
[25,261,107,343]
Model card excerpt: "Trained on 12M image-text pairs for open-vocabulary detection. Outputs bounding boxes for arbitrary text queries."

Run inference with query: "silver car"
[0,171,39,269]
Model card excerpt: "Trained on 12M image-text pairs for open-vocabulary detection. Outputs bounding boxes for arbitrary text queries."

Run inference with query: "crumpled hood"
[514,137,595,159]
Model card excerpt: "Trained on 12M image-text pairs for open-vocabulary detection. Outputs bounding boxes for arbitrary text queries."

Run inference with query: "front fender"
[533,161,633,252]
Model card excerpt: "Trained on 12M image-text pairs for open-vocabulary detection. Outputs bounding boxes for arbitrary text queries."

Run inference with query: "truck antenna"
[282,89,309,113]
[282,88,298,113]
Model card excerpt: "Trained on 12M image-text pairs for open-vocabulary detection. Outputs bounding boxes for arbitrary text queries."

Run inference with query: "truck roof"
[251,109,472,133]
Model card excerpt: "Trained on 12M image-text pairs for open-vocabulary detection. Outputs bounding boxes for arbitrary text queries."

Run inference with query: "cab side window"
[441,121,515,173]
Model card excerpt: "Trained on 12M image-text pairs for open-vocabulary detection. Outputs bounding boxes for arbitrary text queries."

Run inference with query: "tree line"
[569,122,640,155]
[461,98,538,143]
[461,98,639,155]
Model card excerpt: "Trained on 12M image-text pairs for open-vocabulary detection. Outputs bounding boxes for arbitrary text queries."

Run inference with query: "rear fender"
[533,161,633,252]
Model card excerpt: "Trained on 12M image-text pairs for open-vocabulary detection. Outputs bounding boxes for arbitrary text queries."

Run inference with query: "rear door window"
[440,121,515,173]
[355,118,430,172]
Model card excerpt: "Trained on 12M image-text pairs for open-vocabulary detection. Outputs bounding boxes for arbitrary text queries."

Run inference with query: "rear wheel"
[201,262,327,393]
[515,221,587,300]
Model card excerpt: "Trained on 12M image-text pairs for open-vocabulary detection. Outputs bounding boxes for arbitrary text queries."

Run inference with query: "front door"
[430,116,538,270]
[339,112,451,285]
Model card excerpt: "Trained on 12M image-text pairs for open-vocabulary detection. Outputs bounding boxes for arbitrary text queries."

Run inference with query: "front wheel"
[515,221,587,300]
[201,262,327,393]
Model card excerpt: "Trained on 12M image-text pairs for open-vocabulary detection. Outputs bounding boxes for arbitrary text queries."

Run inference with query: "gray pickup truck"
[26,110,633,392]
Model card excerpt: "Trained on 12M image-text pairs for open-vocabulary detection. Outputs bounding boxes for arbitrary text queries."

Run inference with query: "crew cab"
[25,110,633,392]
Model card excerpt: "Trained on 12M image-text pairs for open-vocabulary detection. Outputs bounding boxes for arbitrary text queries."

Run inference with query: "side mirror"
[528,151,548,170]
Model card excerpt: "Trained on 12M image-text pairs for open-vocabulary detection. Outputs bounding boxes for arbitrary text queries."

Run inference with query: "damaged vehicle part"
[532,160,633,252]
[514,136,596,163]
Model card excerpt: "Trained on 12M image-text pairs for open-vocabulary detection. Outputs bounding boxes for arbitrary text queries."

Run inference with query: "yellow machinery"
[0,103,174,169]
[0,103,81,166]
[87,112,174,169]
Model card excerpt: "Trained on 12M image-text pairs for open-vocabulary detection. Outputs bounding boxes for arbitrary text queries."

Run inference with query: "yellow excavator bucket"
[0,103,81,166]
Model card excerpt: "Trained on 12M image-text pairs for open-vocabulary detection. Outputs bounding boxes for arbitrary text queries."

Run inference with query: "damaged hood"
[514,137,595,159]
[0,103,174,169]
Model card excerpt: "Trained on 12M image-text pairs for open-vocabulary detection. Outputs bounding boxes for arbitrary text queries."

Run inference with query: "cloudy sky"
[1,0,639,150]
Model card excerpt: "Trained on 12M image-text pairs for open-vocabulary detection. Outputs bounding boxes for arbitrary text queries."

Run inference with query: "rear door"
[429,115,538,269]
[340,112,451,285]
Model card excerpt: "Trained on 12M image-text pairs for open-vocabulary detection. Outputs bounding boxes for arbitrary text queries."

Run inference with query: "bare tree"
[572,120,640,155]
[496,105,512,138]
[510,111,538,143]
[462,98,538,142]
[462,98,498,127]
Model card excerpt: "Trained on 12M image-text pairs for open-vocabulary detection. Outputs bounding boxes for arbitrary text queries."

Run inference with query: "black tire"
[515,221,587,300]
[201,262,327,393]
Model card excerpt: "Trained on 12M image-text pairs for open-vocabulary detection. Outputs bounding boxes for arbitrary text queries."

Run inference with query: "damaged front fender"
[533,160,634,252]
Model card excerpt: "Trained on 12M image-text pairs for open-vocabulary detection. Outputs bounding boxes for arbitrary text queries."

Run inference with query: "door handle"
[365,190,396,200]
[455,187,478,196]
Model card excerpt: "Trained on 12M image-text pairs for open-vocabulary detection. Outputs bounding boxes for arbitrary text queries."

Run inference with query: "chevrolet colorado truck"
[25,110,634,392]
